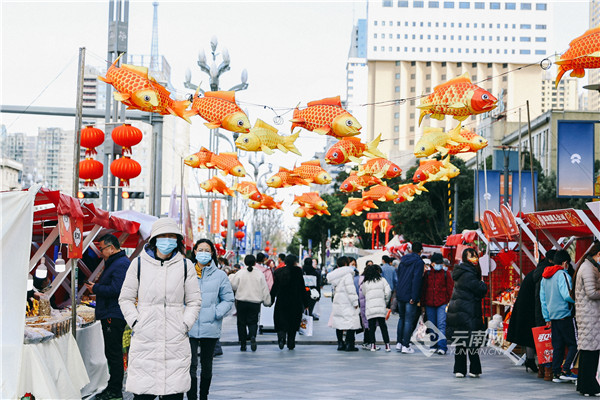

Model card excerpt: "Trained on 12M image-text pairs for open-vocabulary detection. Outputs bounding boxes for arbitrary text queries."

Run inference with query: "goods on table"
[495,285,520,306]
[23,326,55,344]
[76,304,96,326]
[24,312,72,343]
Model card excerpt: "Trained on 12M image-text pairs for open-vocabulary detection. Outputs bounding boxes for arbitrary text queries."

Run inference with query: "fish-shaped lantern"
[361,184,398,202]
[325,134,386,165]
[394,182,429,203]
[412,157,450,183]
[414,124,464,158]
[207,152,246,177]
[200,176,235,197]
[339,172,383,193]
[556,26,600,87]
[185,90,251,133]
[293,192,329,212]
[357,158,402,179]
[235,119,301,155]
[292,160,332,185]
[184,147,215,168]
[341,198,378,217]
[426,161,461,182]
[290,96,362,138]
[266,167,310,188]
[417,72,497,126]
[441,128,488,155]
[293,206,324,219]
[98,54,190,122]
[248,194,283,210]
[232,181,262,202]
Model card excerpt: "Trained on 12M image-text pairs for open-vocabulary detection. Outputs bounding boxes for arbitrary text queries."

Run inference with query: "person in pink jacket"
[255,252,274,290]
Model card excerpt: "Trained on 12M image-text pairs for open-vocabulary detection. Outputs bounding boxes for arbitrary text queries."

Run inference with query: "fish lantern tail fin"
[290,104,304,132]
[284,131,302,156]
[418,110,428,126]
[364,133,386,159]
[169,100,193,124]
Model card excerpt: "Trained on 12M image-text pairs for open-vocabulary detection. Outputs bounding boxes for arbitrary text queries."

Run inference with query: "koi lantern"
[79,158,103,187]
[110,156,141,186]
[234,220,245,229]
[112,124,143,155]
[221,230,227,238]
[221,220,228,228]
[234,230,245,240]
[80,126,105,156]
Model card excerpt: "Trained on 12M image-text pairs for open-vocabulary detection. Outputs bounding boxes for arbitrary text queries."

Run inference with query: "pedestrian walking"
[380,255,397,301]
[540,250,578,383]
[446,248,487,378]
[395,242,425,353]
[276,253,286,269]
[187,239,234,400]
[302,257,322,318]
[271,254,307,350]
[361,264,392,352]
[327,257,361,351]
[532,249,557,380]
[255,252,274,290]
[421,252,453,355]
[229,254,272,351]
[118,218,202,400]
[574,241,600,396]
[353,268,370,350]
[85,234,130,400]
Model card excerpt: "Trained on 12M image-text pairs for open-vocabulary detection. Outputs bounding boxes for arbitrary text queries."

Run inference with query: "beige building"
[0,158,23,190]
[541,73,579,113]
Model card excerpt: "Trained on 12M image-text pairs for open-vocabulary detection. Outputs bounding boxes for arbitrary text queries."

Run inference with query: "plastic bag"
[299,311,313,336]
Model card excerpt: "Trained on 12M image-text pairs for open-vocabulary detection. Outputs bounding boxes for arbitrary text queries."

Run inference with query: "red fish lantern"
[235,230,245,240]
[221,230,227,238]
[235,220,245,229]
[112,124,143,155]
[79,158,103,187]
[80,126,105,156]
[110,156,141,186]
[221,220,228,228]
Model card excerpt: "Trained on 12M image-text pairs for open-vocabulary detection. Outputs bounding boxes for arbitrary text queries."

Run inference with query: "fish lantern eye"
[420,146,426,151]
[346,120,353,127]
[237,120,244,126]
[393,167,399,172]
[332,152,338,158]
[482,94,489,100]
[144,95,151,101]
[243,138,249,143]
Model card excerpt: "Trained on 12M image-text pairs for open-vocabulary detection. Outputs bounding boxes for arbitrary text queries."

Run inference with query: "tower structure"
[150,2,160,77]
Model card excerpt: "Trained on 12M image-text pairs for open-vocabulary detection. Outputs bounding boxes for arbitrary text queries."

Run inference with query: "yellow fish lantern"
[292,160,332,185]
[426,161,461,182]
[414,124,463,158]
[235,119,302,156]
[293,206,322,219]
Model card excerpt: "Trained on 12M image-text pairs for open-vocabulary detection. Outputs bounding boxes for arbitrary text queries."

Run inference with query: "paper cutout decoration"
[441,127,488,155]
[412,157,450,183]
[185,90,251,133]
[414,124,463,158]
[248,194,283,210]
[290,96,362,138]
[235,119,301,155]
[339,171,383,193]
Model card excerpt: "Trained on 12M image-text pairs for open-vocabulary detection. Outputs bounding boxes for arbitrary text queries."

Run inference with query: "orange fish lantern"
[357,158,402,179]
[412,157,450,183]
[290,96,362,138]
[394,182,428,203]
[147,79,192,123]
[293,192,329,213]
[185,90,251,133]
[200,176,236,197]
[417,72,497,126]
[556,26,600,87]
[339,171,383,193]
[325,134,385,165]
[266,167,309,188]
[293,206,323,219]
[292,160,332,185]
[341,198,378,217]
[248,194,283,210]
[426,161,461,182]
[232,181,262,202]
[361,184,398,202]
[184,147,216,169]
[207,152,246,177]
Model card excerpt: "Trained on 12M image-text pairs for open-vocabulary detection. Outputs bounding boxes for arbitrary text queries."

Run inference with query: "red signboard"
[482,210,503,239]
[524,209,585,229]
[67,217,83,258]
[210,200,221,234]
[366,212,391,220]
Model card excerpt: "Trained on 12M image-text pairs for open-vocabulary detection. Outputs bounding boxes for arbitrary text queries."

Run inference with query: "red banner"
[210,200,221,234]
[58,214,73,244]
[67,217,83,258]
[366,211,391,220]
[524,209,585,229]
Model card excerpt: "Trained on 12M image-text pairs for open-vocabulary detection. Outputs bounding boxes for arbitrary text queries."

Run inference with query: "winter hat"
[150,217,182,240]
[430,253,444,265]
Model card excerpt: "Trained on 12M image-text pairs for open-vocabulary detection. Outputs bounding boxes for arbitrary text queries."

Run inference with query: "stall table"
[77,321,109,397]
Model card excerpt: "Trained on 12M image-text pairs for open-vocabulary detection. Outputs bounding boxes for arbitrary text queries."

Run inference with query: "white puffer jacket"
[575,259,600,350]
[362,278,391,320]
[327,266,361,330]
[119,249,201,396]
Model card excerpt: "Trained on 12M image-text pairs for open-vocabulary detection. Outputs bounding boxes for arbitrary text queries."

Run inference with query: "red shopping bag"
[532,326,553,364]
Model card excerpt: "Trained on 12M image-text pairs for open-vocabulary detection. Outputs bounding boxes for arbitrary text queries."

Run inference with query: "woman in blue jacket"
[187,239,234,400]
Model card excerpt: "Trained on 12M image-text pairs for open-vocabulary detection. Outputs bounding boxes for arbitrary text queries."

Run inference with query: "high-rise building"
[540,72,579,112]
[365,0,555,170]
[588,0,600,109]
[36,127,74,191]
[346,19,369,130]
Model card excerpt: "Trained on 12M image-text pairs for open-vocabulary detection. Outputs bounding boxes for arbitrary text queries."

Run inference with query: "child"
[361,264,392,352]
[421,252,453,355]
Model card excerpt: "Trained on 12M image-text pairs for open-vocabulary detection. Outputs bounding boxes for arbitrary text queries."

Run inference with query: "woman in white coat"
[361,264,392,352]
[119,218,202,400]
[327,256,361,351]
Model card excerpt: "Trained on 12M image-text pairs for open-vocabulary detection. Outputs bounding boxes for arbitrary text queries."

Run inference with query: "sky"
[0,0,591,229]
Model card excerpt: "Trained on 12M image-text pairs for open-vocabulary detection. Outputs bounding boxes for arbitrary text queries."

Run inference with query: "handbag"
[412,314,428,342]
[299,310,313,336]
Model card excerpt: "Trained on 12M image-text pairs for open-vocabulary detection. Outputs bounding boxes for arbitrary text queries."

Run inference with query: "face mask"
[468,256,479,264]
[156,238,177,255]
[433,264,443,271]
[196,252,212,265]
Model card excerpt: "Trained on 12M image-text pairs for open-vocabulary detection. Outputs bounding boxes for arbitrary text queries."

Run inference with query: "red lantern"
[110,156,141,186]
[266,240,270,246]
[265,246,270,253]
[79,158,103,187]
[80,126,105,156]
[234,220,245,229]
[220,230,227,238]
[214,243,225,256]
[221,220,228,228]
[111,124,143,155]
[235,231,245,240]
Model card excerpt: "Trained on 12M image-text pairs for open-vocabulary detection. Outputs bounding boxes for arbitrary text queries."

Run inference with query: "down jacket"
[119,248,201,396]
[446,262,487,342]
[189,261,234,339]
[271,265,307,332]
[575,258,600,350]
[361,278,391,320]
[327,266,361,330]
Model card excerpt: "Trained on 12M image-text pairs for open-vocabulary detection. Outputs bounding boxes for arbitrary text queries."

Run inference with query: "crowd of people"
[83,216,600,399]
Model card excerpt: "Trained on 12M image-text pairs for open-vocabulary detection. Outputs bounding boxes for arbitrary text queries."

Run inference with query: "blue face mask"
[156,238,177,255]
[433,264,443,271]
[196,252,213,265]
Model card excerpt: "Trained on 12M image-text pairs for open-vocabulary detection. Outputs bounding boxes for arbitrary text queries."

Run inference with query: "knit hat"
[430,252,444,265]
[150,217,182,240]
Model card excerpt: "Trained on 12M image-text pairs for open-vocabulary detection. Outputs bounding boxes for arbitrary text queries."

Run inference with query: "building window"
[520,49,529,54]
[394,139,399,145]
[411,87,416,92]
[457,62,462,67]
[459,23,462,28]
[490,2,500,9]
[536,3,547,10]
[520,37,531,42]
[426,74,431,79]
[436,22,439,27]
[435,35,439,39]
[374,21,378,26]
[412,34,416,39]
[397,46,401,51]
[505,2,516,9]
[444,1,454,8]
[374,33,378,38]
[397,34,401,38]
[466,35,469,40]
[396,61,401,66]
[521,2,532,9]
[410,127,415,133]
[410,73,416,79]
[373,46,377,51]
[382,21,386,26]
[389,34,393,38]
[520,24,531,29]
[441,74,446,80]
[443,35,446,40]
[397,21,401,26]
[405,47,408,51]
[414,0,424,7]
[535,49,546,55]
[394,112,400,118]
[411,61,416,66]
[394,126,400,132]
[395,86,401,92]
[429,0,440,6]
[536,24,546,29]
[535,37,546,42]
[472,74,477,80]
[427,34,431,39]
[459,1,469,8]
[389,46,393,51]
[399,0,409,6]
[383,0,393,6]
[474,1,484,8]
[410,113,415,118]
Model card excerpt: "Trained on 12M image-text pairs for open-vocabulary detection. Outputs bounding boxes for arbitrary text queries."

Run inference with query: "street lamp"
[184,36,248,251]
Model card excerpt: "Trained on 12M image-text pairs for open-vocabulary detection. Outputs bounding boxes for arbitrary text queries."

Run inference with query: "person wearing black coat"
[531,250,556,379]
[302,258,322,318]
[271,254,307,350]
[446,248,488,378]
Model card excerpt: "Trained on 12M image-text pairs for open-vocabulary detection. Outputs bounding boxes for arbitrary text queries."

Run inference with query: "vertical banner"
[254,230,262,251]
[240,226,247,253]
[58,214,73,244]
[210,200,221,234]
[511,171,538,214]
[557,120,596,197]
[474,170,501,222]
[182,188,194,249]
[68,217,84,258]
